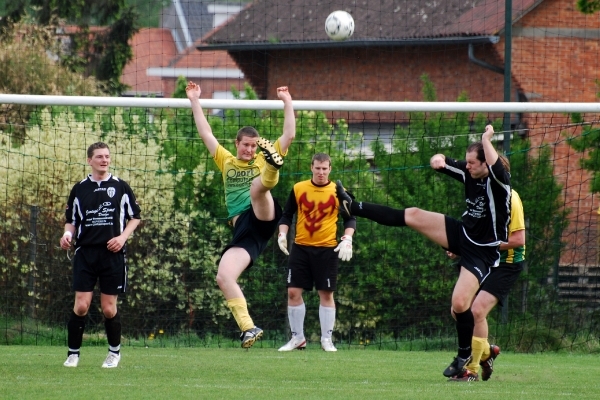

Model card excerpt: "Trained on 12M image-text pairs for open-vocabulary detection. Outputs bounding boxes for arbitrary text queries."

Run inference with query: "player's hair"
[466,142,485,163]
[237,126,259,141]
[498,154,511,173]
[87,142,110,158]
[311,153,331,166]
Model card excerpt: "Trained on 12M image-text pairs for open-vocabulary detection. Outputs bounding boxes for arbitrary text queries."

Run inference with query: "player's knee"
[215,271,230,289]
[73,302,90,316]
[288,290,302,302]
[471,303,488,322]
[102,306,117,319]
[451,298,470,313]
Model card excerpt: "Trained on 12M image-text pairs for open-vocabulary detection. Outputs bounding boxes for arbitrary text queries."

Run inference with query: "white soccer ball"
[325,11,355,41]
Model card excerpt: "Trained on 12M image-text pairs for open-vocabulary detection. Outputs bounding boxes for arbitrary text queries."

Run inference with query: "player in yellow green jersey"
[186,81,295,348]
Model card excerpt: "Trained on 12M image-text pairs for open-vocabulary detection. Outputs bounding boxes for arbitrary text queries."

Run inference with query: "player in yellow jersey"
[276,153,356,352]
[186,81,295,348]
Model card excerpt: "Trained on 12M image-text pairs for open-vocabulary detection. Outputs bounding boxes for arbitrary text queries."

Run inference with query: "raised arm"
[481,124,498,167]
[276,86,296,154]
[185,81,219,157]
[430,154,446,170]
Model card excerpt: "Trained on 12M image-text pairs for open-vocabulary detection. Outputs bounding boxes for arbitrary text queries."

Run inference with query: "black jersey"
[437,157,511,246]
[65,174,141,247]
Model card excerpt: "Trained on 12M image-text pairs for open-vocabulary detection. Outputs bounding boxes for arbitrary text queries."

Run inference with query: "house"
[196,0,600,300]
[121,0,248,100]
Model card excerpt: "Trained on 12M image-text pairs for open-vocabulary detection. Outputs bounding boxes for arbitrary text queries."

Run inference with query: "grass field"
[2,344,599,399]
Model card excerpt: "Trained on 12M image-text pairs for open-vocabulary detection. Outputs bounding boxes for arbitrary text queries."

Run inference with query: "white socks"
[319,305,336,340]
[288,303,306,339]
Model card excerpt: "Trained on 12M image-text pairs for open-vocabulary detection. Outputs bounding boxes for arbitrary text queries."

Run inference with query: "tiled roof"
[170,33,242,69]
[434,0,541,36]
[121,27,244,96]
[205,0,540,44]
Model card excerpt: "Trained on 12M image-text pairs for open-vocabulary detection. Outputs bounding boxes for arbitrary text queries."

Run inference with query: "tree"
[577,0,600,14]
[0,19,101,142]
[566,114,600,193]
[1,0,138,94]
[568,4,600,193]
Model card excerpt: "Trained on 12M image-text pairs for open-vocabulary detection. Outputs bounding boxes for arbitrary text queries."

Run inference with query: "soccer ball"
[325,11,354,41]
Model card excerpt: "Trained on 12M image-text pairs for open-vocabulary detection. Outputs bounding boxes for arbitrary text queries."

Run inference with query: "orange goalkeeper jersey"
[280,179,351,247]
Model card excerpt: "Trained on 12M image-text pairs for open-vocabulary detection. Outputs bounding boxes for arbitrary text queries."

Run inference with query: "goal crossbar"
[1,94,600,113]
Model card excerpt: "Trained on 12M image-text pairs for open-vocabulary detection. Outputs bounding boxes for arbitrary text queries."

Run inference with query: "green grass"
[2,345,600,399]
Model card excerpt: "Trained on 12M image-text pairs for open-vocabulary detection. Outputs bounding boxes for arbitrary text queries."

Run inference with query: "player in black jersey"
[59,142,141,368]
[336,125,511,381]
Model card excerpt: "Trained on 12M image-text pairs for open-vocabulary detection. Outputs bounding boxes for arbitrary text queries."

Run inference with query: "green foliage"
[125,0,170,27]
[569,0,600,193]
[94,6,138,94]
[577,0,600,14]
[1,1,139,95]
[566,114,600,193]
[171,76,189,99]
[508,139,569,283]
[0,106,232,335]
[0,20,101,141]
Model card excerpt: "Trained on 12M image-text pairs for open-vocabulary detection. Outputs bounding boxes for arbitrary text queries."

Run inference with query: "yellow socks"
[256,137,282,189]
[227,298,254,332]
[467,336,488,374]
[481,339,491,360]
[260,163,280,189]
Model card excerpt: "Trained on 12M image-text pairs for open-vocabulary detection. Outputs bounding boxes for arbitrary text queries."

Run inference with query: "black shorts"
[72,245,127,294]
[221,199,283,268]
[286,244,339,291]
[479,261,524,307]
[444,216,500,284]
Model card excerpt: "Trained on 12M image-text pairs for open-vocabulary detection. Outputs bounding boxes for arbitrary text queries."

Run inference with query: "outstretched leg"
[335,180,449,247]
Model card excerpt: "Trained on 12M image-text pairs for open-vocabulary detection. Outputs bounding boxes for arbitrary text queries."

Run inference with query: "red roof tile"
[204,0,541,44]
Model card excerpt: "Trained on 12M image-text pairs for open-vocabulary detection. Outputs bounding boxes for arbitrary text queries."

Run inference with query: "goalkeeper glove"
[278,232,289,255]
[334,235,353,261]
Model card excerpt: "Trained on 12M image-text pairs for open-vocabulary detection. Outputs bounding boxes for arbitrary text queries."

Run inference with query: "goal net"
[0,95,598,351]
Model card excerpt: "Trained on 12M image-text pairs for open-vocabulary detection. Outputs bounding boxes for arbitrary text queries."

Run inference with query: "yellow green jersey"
[501,189,526,263]
[213,139,286,219]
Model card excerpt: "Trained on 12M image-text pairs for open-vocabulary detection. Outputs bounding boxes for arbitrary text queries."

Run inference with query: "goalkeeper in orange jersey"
[185,81,295,348]
[276,153,356,352]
